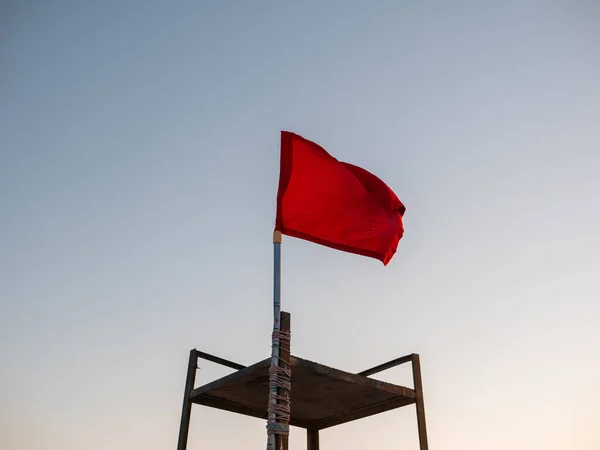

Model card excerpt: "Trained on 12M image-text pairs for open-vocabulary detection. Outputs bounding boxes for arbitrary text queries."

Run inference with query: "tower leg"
[412,354,429,450]
[177,349,198,450]
[307,429,319,450]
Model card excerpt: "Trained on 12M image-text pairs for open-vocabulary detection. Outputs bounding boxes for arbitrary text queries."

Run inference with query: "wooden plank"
[277,312,291,450]
[193,394,313,429]
[190,358,270,398]
[292,357,416,398]
[194,394,267,421]
[177,349,198,450]
[412,354,429,450]
[309,394,416,430]
[189,354,416,429]
[307,429,319,450]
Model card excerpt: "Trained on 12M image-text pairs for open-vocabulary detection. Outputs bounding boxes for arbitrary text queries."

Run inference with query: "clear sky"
[1,1,599,449]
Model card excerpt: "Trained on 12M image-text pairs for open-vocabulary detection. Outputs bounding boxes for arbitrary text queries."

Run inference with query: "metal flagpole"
[267,230,283,450]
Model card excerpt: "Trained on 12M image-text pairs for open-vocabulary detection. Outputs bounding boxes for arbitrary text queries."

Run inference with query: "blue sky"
[1,1,599,449]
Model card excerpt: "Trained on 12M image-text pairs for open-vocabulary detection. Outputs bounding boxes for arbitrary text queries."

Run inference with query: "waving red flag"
[275,131,405,265]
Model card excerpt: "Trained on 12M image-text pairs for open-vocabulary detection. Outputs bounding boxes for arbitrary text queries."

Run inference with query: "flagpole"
[267,230,283,450]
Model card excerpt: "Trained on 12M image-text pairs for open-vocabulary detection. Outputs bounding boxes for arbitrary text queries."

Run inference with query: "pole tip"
[273,230,282,243]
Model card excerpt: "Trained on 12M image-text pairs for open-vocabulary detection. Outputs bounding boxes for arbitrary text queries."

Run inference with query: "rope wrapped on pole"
[266,329,291,436]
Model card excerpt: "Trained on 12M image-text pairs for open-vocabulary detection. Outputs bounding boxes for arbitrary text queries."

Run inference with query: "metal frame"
[177,349,428,450]
[358,353,429,450]
[177,350,247,450]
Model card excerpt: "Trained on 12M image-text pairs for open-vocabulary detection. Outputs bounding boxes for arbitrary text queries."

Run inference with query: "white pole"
[267,230,282,450]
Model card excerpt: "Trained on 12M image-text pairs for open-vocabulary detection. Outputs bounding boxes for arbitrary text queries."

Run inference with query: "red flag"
[275,131,405,265]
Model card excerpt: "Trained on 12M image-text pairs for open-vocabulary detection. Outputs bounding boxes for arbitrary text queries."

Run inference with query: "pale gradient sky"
[1,1,600,449]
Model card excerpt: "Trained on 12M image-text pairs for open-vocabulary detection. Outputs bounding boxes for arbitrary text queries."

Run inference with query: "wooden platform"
[190,355,416,430]
[177,311,429,450]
